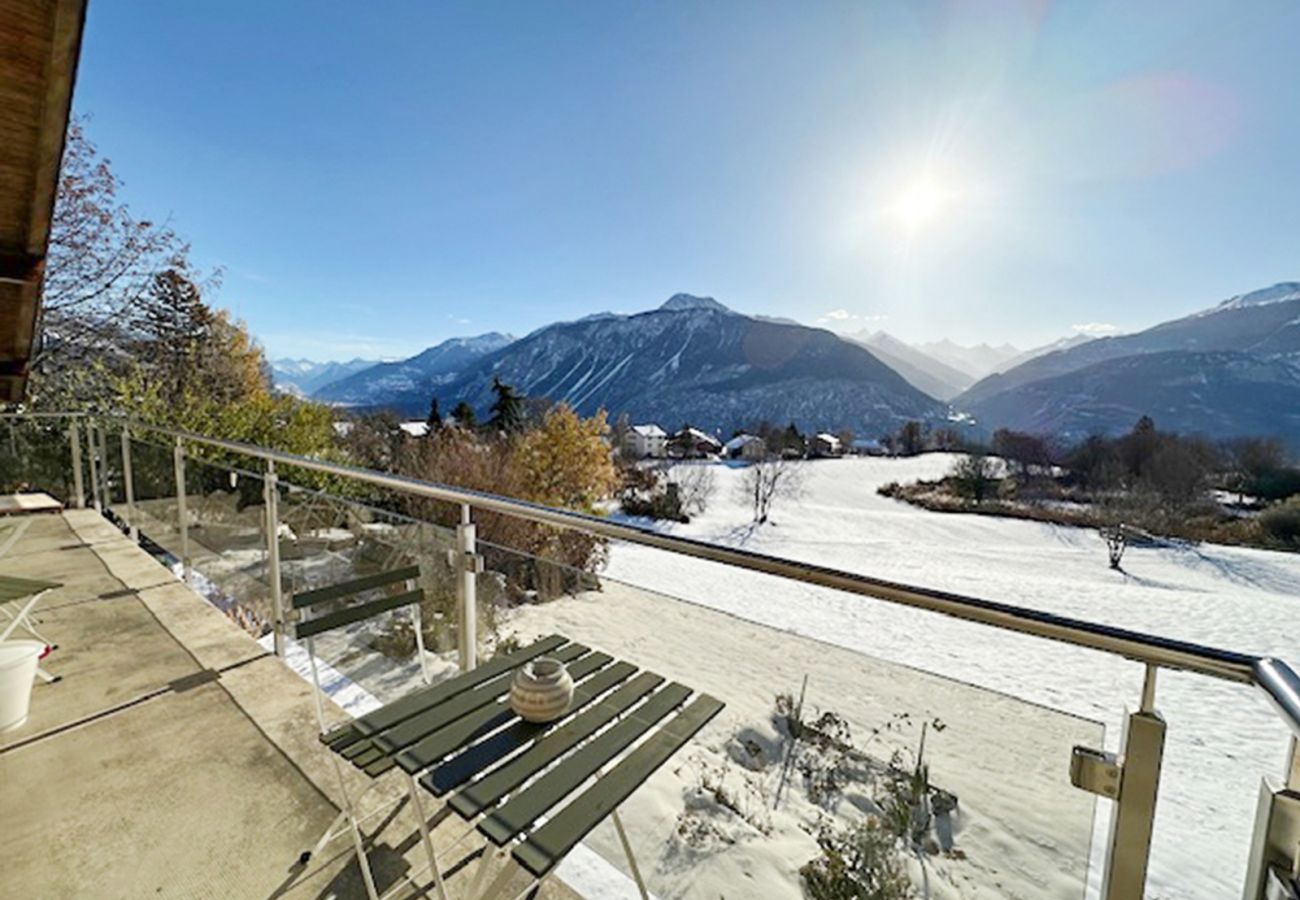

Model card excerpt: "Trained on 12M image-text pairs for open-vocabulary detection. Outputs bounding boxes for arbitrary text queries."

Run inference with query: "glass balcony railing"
[1,411,1296,900]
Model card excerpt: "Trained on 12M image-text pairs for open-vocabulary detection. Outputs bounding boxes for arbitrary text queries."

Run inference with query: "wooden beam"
[0,250,42,285]
[24,0,87,257]
[0,0,88,404]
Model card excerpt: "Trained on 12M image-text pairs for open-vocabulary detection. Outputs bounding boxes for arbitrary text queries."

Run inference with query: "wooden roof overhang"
[0,0,87,403]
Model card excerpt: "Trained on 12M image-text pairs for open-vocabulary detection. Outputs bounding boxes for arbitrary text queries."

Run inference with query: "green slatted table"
[320,633,724,898]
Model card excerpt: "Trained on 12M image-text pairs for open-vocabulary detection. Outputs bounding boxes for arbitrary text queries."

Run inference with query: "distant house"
[850,437,887,456]
[724,434,767,461]
[623,424,668,459]
[811,433,843,458]
[669,427,724,459]
[398,421,430,439]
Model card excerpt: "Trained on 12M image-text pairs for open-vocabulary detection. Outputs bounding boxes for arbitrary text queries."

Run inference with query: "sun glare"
[891,177,950,232]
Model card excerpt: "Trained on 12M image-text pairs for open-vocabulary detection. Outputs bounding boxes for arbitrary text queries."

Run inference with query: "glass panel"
[181,454,273,637]
[477,537,1102,900]
[98,423,127,524]
[129,436,184,561]
[276,487,460,704]
[0,416,76,501]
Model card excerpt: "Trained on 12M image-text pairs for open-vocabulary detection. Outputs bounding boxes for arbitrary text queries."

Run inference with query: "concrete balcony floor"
[0,509,577,900]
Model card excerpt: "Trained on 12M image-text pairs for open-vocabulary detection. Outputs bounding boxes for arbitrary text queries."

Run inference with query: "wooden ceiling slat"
[0,0,88,404]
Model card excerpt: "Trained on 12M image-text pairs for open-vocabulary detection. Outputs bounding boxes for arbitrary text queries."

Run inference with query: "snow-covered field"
[511,454,1300,900]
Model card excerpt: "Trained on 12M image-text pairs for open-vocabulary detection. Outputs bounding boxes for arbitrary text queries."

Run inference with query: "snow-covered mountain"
[956,281,1300,445]
[312,333,515,406]
[410,294,943,435]
[270,358,380,397]
[993,334,1097,375]
[959,281,1300,408]
[915,339,1022,381]
[967,350,1300,443]
[847,331,974,401]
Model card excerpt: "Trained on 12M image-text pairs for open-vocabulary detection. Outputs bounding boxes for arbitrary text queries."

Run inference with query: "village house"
[669,426,724,459]
[850,437,888,456]
[723,433,767,461]
[811,432,843,458]
[622,423,668,459]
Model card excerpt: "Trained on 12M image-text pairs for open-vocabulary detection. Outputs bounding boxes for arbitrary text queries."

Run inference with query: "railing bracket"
[1071,745,1122,799]
[445,549,485,574]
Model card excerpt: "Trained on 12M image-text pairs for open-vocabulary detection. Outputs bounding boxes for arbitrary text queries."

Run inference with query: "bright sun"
[891,177,950,232]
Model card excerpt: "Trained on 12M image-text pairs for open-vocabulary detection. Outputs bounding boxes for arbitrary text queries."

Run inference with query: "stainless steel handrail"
[1255,658,1300,742]
[115,417,1284,686]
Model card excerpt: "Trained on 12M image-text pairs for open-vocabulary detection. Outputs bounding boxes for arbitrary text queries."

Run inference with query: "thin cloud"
[1071,322,1120,336]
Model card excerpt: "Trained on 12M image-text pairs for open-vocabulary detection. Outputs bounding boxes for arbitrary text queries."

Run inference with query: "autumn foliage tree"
[400,402,618,599]
[19,118,337,462]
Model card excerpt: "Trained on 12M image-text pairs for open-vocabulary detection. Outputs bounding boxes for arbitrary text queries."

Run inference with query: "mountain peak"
[660,293,732,314]
[1214,282,1300,312]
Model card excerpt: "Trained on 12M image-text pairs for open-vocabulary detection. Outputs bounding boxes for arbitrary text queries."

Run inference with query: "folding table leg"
[0,591,49,642]
[327,752,380,900]
[33,665,60,684]
[474,855,529,900]
[406,771,450,900]
[611,809,650,900]
[466,845,505,899]
[304,808,350,864]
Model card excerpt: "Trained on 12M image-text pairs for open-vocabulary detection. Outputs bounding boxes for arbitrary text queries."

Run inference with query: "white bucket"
[0,640,45,732]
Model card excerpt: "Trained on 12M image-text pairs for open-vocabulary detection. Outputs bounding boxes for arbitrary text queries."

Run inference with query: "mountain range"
[311,333,514,406]
[955,282,1300,444]
[415,294,943,434]
[269,358,380,397]
[847,331,976,401]
[273,281,1300,448]
[916,339,1022,381]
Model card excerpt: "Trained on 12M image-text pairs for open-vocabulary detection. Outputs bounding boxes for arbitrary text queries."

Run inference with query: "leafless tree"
[1100,525,1127,570]
[28,118,217,407]
[737,456,805,524]
[671,463,716,517]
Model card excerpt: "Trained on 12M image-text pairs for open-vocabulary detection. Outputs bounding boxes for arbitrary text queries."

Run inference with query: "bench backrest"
[291,564,423,640]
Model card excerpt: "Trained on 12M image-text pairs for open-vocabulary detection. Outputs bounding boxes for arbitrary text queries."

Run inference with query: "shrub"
[948,454,998,503]
[1260,498,1300,547]
[801,818,916,900]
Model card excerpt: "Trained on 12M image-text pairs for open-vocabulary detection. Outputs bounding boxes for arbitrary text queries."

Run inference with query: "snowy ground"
[512,455,1299,900]
[134,455,1299,898]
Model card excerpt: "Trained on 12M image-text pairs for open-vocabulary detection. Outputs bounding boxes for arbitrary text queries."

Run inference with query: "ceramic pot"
[510,657,575,722]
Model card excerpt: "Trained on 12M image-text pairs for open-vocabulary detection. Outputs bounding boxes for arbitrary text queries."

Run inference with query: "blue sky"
[74,1,1299,360]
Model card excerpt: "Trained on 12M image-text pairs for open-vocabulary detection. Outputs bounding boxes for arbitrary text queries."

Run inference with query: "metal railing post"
[264,460,285,657]
[1290,737,1299,791]
[456,504,479,672]
[68,419,84,508]
[1072,664,1166,899]
[173,436,189,574]
[120,425,137,541]
[1242,736,1300,899]
[85,419,101,512]
[96,423,111,508]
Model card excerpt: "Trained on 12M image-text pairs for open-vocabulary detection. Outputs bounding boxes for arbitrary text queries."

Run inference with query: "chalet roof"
[630,424,666,438]
[675,426,722,446]
[0,0,87,403]
[723,434,763,451]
